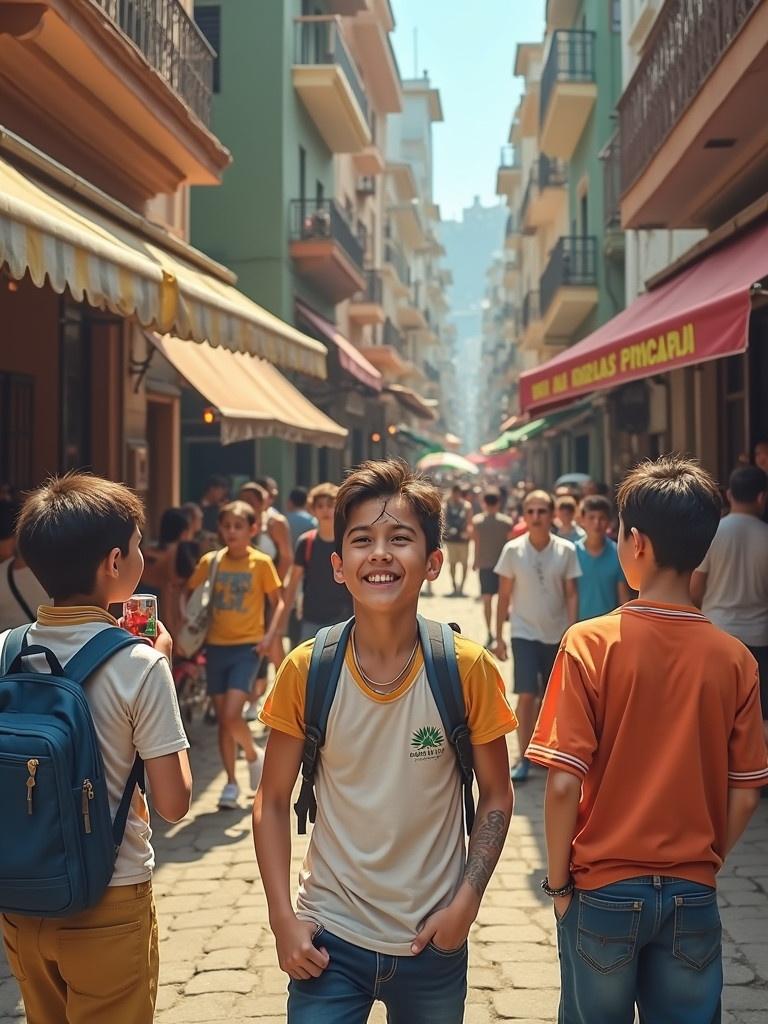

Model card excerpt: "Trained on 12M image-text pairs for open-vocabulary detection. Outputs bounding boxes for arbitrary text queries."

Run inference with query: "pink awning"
[519,218,768,414]
[296,301,383,392]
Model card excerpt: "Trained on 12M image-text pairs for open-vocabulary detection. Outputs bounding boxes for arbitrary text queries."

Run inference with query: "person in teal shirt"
[575,496,631,620]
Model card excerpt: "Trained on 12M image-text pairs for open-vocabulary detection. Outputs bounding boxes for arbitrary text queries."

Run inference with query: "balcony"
[397,282,429,331]
[356,175,376,197]
[520,155,568,234]
[0,0,228,205]
[546,0,582,30]
[496,145,522,198]
[382,240,411,296]
[618,0,768,229]
[293,16,371,154]
[626,0,661,50]
[349,270,385,326]
[289,199,366,302]
[360,318,409,378]
[504,213,521,252]
[348,11,402,115]
[520,290,544,350]
[539,30,596,160]
[503,256,520,290]
[601,131,624,259]
[540,236,598,338]
[389,201,427,249]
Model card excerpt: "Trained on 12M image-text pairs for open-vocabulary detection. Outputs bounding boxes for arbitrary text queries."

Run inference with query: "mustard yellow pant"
[1,881,158,1024]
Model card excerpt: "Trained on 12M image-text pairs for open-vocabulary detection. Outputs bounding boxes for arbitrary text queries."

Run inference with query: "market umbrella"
[416,451,480,475]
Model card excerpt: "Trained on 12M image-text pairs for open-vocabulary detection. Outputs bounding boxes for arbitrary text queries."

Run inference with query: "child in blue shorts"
[188,500,284,808]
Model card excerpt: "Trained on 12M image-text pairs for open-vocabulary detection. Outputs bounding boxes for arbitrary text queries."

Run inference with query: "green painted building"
[189,0,375,496]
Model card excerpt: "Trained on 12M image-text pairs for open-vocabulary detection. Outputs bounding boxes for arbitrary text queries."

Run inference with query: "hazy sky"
[391,2,545,222]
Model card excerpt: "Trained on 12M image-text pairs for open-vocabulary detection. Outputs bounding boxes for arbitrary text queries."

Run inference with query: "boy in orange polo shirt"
[528,456,768,1024]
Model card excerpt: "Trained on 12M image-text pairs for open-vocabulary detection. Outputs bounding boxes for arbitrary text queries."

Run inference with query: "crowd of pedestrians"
[0,451,767,1023]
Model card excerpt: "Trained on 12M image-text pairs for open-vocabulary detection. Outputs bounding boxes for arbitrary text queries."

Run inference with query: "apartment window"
[60,303,91,472]
[195,6,221,93]
[299,146,307,203]
[611,0,621,32]
[580,193,588,236]
[316,181,325,205]
[0,372,34,490]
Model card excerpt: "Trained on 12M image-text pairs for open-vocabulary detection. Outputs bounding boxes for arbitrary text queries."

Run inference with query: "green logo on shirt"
[411,726,445,750]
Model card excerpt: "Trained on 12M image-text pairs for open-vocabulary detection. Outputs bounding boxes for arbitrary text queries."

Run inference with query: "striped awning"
[149,333,348,449]
[0,148,327,378]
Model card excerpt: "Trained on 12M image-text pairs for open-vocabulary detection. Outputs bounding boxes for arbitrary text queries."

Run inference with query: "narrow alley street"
[1,572,767,1023]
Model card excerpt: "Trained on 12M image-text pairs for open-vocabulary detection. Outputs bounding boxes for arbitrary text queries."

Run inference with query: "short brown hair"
[616,455,721,572]
[219,499,257,526]
[334,459,443,555]
[239,481,268,504]
[308,482,339,506]
[555,495,577,513]
[581,495,611,516]
[524,489,554,511]
[17,473,145,600]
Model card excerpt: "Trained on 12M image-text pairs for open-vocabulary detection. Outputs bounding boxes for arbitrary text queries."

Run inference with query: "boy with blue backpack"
[253,459,517,1024]
[0,473,191,1024]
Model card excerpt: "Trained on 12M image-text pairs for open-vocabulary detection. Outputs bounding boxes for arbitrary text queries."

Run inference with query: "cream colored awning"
[149,333,348,449]
[0,147,327,378]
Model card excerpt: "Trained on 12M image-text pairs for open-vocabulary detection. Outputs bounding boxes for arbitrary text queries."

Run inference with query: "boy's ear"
[104,546,123,578]
[331,551,345,584]
[630,527,646,559]
[425,548,443,580]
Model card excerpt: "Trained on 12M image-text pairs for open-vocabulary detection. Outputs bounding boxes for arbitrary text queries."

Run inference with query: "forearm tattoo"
[463,809,509,897]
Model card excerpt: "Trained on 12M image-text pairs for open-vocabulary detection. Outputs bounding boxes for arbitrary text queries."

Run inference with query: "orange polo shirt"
[528,601,768,890]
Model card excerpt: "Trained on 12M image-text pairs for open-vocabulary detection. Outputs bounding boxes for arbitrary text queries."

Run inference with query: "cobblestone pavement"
[1,574,767,1022]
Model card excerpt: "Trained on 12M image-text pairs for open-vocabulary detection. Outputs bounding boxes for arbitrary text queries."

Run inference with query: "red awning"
[519,219,768,414]
[296,301,383,392]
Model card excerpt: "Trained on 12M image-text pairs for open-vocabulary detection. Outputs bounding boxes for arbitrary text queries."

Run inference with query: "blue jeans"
[557,877,722,1024]
[287,927,467,1023]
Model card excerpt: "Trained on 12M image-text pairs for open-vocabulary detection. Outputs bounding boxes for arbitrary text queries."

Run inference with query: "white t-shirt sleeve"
[130,655,189,761]
[565,543,583,579]
[494,543,515,579]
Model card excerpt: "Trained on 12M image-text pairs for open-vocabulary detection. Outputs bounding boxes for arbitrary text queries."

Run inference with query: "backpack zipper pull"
[26,758,39,815]
[81,779,94,834]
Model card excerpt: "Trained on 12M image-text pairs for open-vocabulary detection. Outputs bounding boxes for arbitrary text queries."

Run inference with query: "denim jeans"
[287,927,467,1024]
[557,877,722,1024]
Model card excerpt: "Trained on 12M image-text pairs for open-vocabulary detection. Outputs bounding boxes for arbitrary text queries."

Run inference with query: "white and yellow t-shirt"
[261,632,517,955]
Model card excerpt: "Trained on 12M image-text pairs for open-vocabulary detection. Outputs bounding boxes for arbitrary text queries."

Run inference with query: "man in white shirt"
[691,465,768,740]
[494,489,581,781]
[0,500,49,629]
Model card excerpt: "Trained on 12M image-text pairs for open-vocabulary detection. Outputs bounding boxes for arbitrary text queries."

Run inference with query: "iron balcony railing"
[540,29,596,128]
[356,175,376,196]
[522,290,541,328]
[602,130,622,230]
[618,0,759,194]
[499,144,521,170]
[289,199,366,271]
[384,241,411,287]
[294,16,369,127]
[383,317,405,353]
[520,154,568,228]
[540,236,597,317]
[353,269,383,305]
[95,0,214,125]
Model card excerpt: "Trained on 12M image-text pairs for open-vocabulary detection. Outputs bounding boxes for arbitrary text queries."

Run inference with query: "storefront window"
[718,353,747,477]
[60,302,91,472]
[0,372,34,491]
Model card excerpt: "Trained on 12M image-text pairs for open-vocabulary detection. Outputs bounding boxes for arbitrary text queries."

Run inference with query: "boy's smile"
[332,495,441,607]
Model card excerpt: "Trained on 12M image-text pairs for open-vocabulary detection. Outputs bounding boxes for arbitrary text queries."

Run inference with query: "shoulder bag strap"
[0,623,33,674]
[417,616,476,835]
[294,616,354,834]
[7,560,35,622]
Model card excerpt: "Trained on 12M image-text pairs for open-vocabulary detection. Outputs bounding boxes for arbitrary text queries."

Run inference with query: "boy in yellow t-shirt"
[253,460,517,1024]
[188,500,283,809]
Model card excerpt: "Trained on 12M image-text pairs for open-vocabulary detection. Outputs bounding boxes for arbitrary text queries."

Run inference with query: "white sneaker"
[248,749,264,792]
[218,782,240,810]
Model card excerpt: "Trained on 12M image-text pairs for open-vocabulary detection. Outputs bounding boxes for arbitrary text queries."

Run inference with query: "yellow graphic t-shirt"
[261,632,517,955]
[187,548,281,646]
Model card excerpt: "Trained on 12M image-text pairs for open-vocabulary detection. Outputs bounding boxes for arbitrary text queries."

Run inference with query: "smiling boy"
[253,460,516,1024]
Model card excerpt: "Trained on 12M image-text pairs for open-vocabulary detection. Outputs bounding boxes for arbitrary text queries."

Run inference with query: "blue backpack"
[0,625,146,917]
[293,615,476,836]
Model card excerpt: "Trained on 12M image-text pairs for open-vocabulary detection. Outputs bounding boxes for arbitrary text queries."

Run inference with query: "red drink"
[123,595,158,639]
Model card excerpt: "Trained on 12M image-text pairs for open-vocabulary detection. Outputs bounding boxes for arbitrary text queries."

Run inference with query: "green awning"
[485,401,591,452]
[395,427,439,452]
